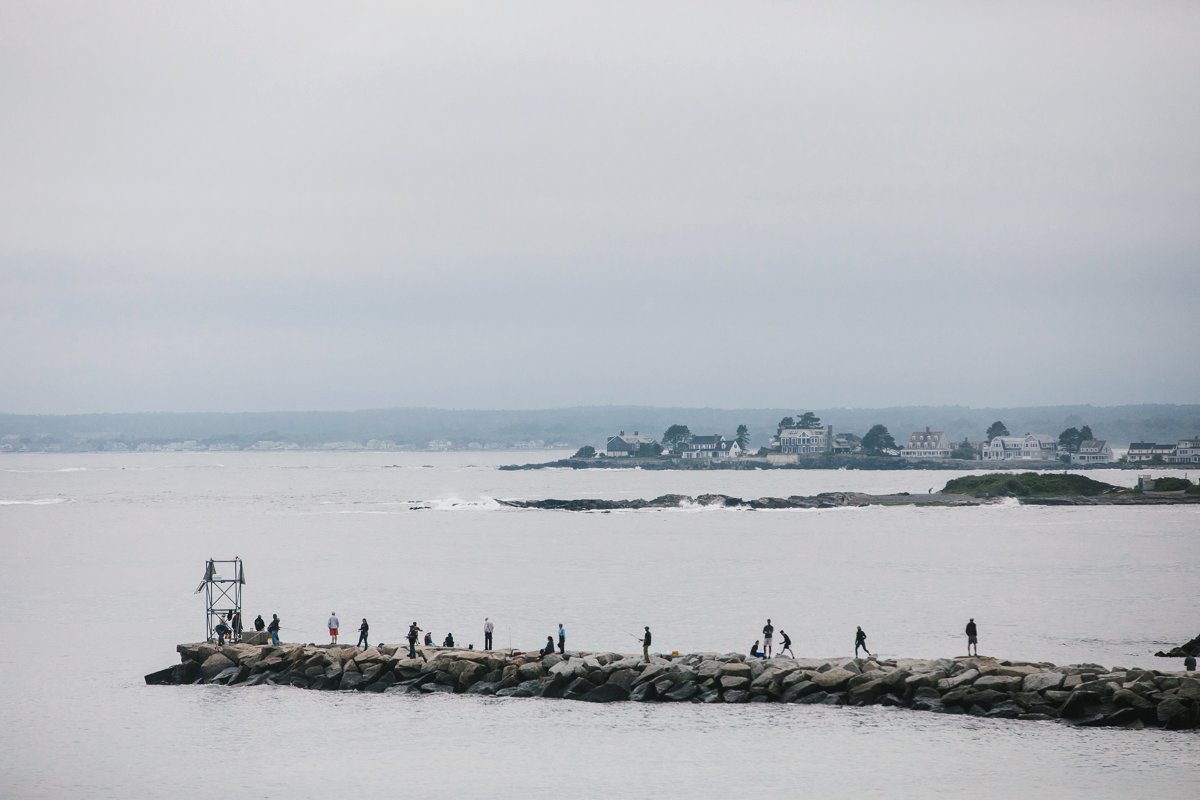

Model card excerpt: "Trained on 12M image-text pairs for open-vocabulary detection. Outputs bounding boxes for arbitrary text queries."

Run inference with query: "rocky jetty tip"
[147,643,1200,730]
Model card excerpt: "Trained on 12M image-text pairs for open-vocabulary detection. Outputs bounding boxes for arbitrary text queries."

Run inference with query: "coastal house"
[1071,439,1114,465]
[606,431,659,458]
[981,433,1057,461]
[903,427,951,459]
[778,425,833,455]
[1166,436,1200,464]
[1126,442,1177,463]
[681,434,742,460]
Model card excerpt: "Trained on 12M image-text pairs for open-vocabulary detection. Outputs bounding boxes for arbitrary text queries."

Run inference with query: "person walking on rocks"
[854,626,870,658]
[558,623,566,655]
[779,629,795,658]
[357,618,369,648]
[484,617,494,650]
[965,618,979,656]
[642,626,652,663]
[268,614,281,646]
[762,618,774,657]
[407,621,422,659]
[328,611,340,645]
[254,614,265,632]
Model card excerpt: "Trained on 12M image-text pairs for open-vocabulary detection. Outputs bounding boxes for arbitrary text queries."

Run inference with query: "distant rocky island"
[497,473,1200,511]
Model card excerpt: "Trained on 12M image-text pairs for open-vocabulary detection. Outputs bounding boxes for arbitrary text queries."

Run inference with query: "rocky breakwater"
[147,644,1200,730]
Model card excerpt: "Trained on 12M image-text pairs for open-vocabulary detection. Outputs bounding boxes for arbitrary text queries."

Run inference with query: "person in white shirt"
[484,617,494,650]
[328,612,340,644]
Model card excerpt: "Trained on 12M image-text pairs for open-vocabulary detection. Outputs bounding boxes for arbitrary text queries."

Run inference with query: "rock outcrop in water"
[1155,634,1200,658]
[147,644,1200,730]
[497,492,987,511]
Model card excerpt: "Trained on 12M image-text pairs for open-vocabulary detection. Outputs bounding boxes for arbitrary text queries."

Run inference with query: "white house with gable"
[981,433,1057,461]
[681,434,742,460]
[903,427,951,459]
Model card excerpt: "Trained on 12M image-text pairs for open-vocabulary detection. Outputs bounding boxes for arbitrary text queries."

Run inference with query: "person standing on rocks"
[254,614,265,632]
[642,626,652,663]
[779,629,795,658]
[965,618,979,656]
[484,617,494,650]
[357,618,369,648]
[407,621,422,659]
[1185,654,1196,672]
[268,614,281,646]
[762,618,774,657]
[558,623,566,655]
[854,626,870,658]
[328,611,340,645]
[231,611,242,642]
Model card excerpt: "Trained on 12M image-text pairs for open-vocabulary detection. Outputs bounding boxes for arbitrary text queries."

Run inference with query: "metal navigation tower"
[195,557,245,642]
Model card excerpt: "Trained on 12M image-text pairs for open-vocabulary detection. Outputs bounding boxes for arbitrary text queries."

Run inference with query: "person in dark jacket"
[407,622,422,658]
[254,614,265,632]
[267,614,280,646]
[779,630,795,658]
[443,632,455,648]
[854,626,870,658]
[750,640,763,658]
[214,616,230,645]
[424,631,433,646]
[642,626,652,663]
[357,618,369,648]
[231,611,242,641]
[1185,654,1196,672]
[965,618,979,656]
[540,636,555,656]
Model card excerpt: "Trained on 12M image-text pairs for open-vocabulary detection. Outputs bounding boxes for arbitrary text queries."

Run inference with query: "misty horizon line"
[4,401,1198,419]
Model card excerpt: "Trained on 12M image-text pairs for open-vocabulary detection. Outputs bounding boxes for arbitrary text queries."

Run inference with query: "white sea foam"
[0,497,70,505]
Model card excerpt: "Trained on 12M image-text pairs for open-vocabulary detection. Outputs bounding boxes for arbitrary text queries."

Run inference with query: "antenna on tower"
[197,557,245,643]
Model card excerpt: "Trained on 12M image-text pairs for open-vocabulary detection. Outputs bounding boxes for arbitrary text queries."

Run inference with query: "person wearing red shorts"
[328,611,340,645]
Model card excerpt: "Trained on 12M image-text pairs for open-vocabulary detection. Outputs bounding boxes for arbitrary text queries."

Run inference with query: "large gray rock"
[338,670,364,691]
[1023,671,1064,693]
[664,683,700,702]
[937,669,979,692]
[974,674,1023,692]
[810,668,855,691]
[720,675,750,690]
[201,653,235,680]
[722,690,750,703]
[1157,698,1193,730]
[583,683,631,703]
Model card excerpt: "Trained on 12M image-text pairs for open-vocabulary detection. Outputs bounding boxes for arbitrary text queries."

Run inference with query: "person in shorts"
[328,612,340,645]
[965,618,978,656]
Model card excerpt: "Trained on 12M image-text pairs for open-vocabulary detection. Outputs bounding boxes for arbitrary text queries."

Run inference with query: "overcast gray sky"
[1,1,1197,414]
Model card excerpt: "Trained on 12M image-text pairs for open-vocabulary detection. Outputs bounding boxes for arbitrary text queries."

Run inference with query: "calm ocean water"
[1,452,1197,798]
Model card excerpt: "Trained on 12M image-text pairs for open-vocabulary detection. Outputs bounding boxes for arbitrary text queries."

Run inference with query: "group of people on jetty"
[210,611,1022,666]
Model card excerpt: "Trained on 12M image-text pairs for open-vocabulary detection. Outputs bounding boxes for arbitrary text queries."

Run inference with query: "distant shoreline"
[499,456,1158,472]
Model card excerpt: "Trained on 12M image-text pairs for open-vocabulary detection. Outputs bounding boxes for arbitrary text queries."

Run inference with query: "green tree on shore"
[798,412,821,428]
[862,424,898,455]
[986,421,1009,440]
[572,445,596,459]
[662,424,692,450]
[735,424,749,449]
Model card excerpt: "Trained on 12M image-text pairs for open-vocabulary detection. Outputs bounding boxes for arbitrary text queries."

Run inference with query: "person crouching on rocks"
[214,616,230,645]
